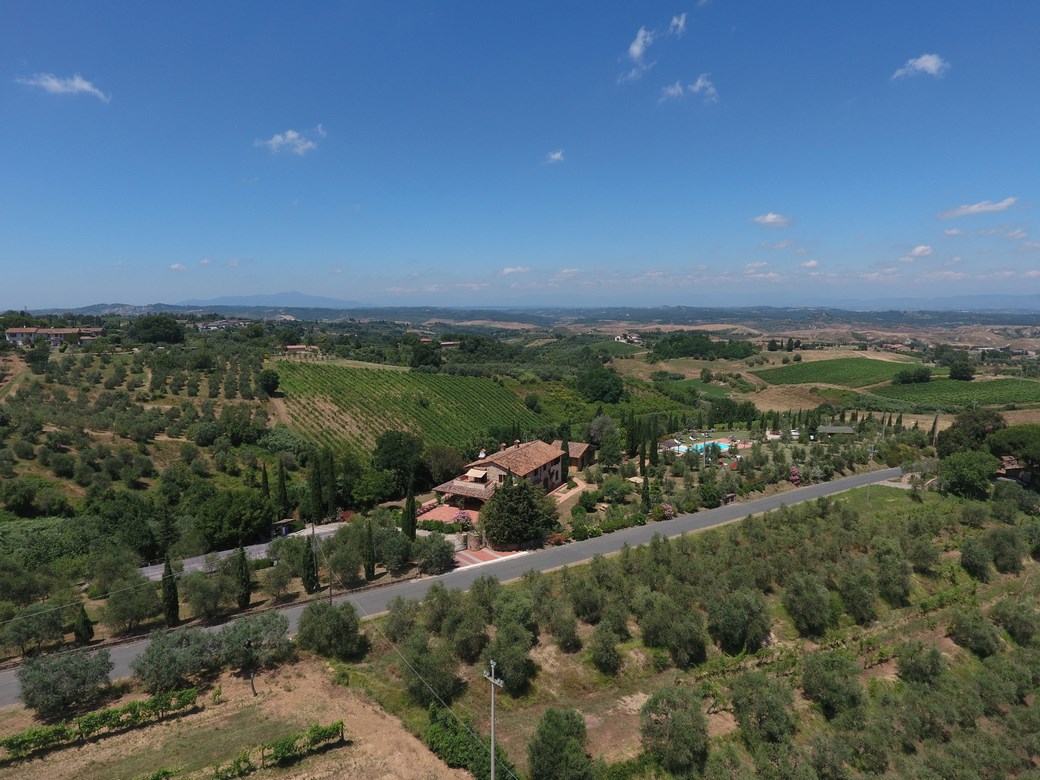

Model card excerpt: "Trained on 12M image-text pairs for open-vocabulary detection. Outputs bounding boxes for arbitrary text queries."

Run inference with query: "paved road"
[0,468,900,708]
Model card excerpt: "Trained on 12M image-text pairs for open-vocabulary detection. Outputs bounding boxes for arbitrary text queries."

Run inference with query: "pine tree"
[402,485,417,540]
[260,463,270,500]
[234,546,252,610]
[302,538,319,594]
[73,602,94,644]
[276,460,290,519]
[363,519,377,581]
[161,554,179,627]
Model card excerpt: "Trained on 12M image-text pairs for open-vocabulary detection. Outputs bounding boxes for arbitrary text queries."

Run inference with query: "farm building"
[550,440,597,472]
[433,439,565,510]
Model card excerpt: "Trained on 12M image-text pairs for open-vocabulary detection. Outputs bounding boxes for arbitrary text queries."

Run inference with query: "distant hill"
[177,292,368,308]
[835,292,1040,312]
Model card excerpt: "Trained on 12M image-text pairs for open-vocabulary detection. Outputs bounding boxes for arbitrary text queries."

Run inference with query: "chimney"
[478,449,487,459]
[514,439,521,448]
[499,442,506,451]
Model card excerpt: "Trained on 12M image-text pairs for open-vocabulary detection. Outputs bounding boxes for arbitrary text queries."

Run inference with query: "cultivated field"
[276,361,544,454]
[871,377,1040,407]
[752,357,923,388]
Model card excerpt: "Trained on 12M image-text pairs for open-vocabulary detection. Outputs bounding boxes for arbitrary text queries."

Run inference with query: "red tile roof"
[466,440,563,477]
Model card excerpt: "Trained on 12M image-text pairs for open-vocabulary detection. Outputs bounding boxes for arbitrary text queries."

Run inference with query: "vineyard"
[752,357,922,388]
[275,361,545,454]
[870,377,1040,408]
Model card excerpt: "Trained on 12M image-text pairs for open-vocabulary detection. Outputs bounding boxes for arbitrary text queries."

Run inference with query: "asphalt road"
[0,467,900,708]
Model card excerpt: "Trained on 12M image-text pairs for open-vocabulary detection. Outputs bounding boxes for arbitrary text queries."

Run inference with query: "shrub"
[102,573,161,633]
[401,631,464,708]
[947,608,1001,658]
[451,610,489,664]
[708,589,771,655]
[219,612,293,671]
[18,649,113,719]
[985,526,1026,574]
[639,686,708,776]
[180,571,234,620]
[801,651,863,719]
[384,596,420,643]
[731,671,795,745]
[588,624,621,675]
[131,628,220,693]
[550,606,582,653]
[296,601,366,661]
[896,640,947,685]
[527,708,594,780]
[413,532,455,575]
[990,598,1040,646]
[959,537,993,582]
[482,621,534,696]
[782,573,831,637]
[838,557,878,625]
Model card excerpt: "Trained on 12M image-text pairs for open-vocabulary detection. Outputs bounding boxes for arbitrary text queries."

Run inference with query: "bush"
[708,589,771,655]
[959,537,993,582]
[401,631,464,708]
[180,571,234,620]
[896,640,947,685]
[588,624,621,675]
[384,596,420,643]
[985,526,1026,574]
[801,651,863,719]
[482,621,534,696]
[18,649,113,719]
[550,606,582,653]
[102,573,161,633]
[731,671,795,745]
[990,598,1040,646]
[947,608,1001,658]
[219,612,293,671]
[838,557,878,625]
[296,601,367,661]
[131,628,220,693]
[527,708,594,780]
[782,573,831,637]
[451,610,489,664]
[639,686,708,776]
[413,532,455,575]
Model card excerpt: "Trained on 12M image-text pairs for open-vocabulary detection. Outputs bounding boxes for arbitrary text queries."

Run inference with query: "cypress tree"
[301,538,319,594]
[560,433,570,480]
[929,414,939,446]
[322,449,337,517]
[276,460,289,519]
[234,546,252,610]
[641,476,651,512]
[639,441,647,476]
[363,519,377,581]
[308,457,324,522]
[402,485,417,540]
[260,463,270,500]
[73,602,94,644]
[161,554,179,627]
[157,504,178,556]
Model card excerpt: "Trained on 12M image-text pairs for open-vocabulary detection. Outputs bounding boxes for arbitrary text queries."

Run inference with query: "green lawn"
[752,357,925,388]
[588,340,644,357]
[671,378,731,399]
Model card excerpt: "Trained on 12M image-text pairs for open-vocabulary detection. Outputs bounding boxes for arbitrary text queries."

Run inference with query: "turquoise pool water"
[675,441,730,454]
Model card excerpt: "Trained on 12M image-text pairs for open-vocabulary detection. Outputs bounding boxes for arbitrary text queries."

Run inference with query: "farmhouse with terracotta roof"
[432,439,565,510]
[550,439,597,471]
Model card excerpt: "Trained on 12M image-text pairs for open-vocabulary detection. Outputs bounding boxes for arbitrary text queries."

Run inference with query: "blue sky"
[2,1,1038,309]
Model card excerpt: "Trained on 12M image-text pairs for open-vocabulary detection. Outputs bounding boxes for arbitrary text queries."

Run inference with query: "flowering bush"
[451,511,474,530]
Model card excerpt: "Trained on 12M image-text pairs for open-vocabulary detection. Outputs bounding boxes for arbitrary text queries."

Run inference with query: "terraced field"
[752,356,923,388]
[276,361,544,454]
[870,377,1040,408]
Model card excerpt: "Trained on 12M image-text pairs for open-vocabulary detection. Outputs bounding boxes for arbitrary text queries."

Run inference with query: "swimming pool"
[675,441,730,454]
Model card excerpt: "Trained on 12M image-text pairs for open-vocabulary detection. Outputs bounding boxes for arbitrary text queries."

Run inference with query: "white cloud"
[977,270,1016,280]
[800,259,820,268]
[1022,241,1040,251]
[753,212,791,228]
[761,239,793,250]
[921,270,968,281]
[944,228,966,236]
[169,263,186,272]
[1005,228,1027,240]
[255,128,320,155]
[938,197,1017,219]
[500,266,530,276]
[744,261,767,270]
[629,26,654,62]
[892,53,950,80]
[199,258,211,265]
[690,73,718,102]
[659,81,685,101]
[900,244,933,263]
[947,256,962,265]
[546,149,565,164]
[1024,270,1040,278]
[16,72,110,102]
[669,13,687,36]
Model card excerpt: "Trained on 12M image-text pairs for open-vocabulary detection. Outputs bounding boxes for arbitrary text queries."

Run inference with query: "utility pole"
[483,659,504,780]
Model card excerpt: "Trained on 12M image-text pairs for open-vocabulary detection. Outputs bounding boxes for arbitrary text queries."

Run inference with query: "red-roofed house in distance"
[432,439,565,510]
